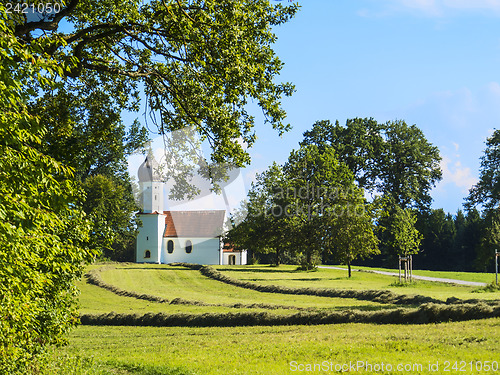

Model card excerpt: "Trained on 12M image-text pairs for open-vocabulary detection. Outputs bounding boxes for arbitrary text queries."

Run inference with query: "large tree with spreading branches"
[2,0,298,370]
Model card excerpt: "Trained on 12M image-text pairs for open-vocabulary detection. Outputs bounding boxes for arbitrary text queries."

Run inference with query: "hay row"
[183,263,439,306]
[171,263,500,307]
[85,267,308,311]
[80,302,500,327]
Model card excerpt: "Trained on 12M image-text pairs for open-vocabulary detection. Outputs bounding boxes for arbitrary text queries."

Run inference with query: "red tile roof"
[162,210,226,238]
[222,243,244,252]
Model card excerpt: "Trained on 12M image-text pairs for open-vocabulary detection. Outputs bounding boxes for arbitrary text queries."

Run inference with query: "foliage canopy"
[467,129,500,211]
[1,5,97,372]
[11,0,298,170]
[3,0,298,370]
[302,118,442,210]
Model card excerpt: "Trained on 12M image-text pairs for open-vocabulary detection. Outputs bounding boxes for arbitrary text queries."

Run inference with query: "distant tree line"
[227,118,500,273]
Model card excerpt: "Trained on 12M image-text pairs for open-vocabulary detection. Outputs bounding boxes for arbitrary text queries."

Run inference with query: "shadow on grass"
[245,277,350,282]
[113,266,195,271]
[105,361,196,375]
[217,267,300,274]
[331,305,403,312]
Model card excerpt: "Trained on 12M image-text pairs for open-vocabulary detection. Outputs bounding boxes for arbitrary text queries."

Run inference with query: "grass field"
[48,263,500,375]
[91,264,393,311]
[320,265,497,284]
[215,265,500,301]
[55,319,500,374]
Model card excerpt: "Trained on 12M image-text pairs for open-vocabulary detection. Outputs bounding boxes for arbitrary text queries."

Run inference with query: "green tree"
[301,118,440,266]
[82,175,139,260]
[453,209,467,270]
[467,129,500,211]
[0,8,96,372]
[225,163,292,265]
[283,145,355,268]
[32,86,148,260]
[301,118,384,190]
[464,208,484,271]
[33,86,148,181]
[389,207,422,257]
[465,129,500,271]
[228,147,358,269]
[379,120,442,211]
[301,118,442,210]
[416,209,457,271]
[13,0,298,174]
[475,209,500,272]
[325,188,379,277]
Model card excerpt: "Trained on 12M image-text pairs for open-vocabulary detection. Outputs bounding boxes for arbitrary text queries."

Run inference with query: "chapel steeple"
[138,152,163,213]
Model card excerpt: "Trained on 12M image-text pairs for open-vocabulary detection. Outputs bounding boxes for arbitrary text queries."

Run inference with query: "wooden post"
[496,250,498,286]
[399,256,401,283]
[410,255,413,282]
[403,258,406,282]
[406,258,408,282]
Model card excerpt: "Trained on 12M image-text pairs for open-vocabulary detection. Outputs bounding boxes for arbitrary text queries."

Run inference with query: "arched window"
[144,250,151,259]
[167,240,174,253]
[185,240,192,254]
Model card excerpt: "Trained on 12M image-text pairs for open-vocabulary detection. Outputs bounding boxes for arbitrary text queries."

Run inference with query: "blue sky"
[129,0,500,215]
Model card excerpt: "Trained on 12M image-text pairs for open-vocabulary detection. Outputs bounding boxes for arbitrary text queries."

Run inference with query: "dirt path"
[318,266,488,287]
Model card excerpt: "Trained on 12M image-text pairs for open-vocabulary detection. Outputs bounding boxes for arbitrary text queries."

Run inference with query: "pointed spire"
[138,149,162,182]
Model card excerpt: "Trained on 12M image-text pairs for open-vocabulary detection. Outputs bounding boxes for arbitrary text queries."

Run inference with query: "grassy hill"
[46,263,500,375]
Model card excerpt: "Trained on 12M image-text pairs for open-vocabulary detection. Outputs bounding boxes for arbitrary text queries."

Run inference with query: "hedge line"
[85,267,308,311]
[80,302,500,326]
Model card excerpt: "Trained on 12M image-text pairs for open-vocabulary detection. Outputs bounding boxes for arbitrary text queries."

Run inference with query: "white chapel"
[135,155,247,265]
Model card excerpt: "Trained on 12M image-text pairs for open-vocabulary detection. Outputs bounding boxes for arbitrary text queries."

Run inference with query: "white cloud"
[488,81,500,95]
[244,168,261,186]
[443,0,500,11]
[437,154,477,193]
[403,83,500,134]
[399,0,441,16]
[364,0,500,17]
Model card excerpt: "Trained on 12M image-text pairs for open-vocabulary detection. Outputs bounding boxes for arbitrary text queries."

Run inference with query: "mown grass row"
[183,263,499,306]
[82,264,500,326]
[80,301,500,326]
[85,267,309,311]
[178,263,441,305]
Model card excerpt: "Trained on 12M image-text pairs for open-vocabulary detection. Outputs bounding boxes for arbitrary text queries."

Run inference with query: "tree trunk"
[275,248,280,266]
[348,261,352,278]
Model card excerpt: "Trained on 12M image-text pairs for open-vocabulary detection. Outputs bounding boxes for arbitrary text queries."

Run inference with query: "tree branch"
[14,0,80,37]
[81,61,151,78]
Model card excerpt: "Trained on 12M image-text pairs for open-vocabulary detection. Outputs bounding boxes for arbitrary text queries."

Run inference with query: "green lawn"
[77,277,296,315]
[215,265,500,301]
[326,264,497,283]
[54,318,500,375]
[55,262,500,375]
[93,264,391,311]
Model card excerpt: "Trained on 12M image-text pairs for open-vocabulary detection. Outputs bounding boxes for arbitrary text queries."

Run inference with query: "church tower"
[136,153,166,263]
[137,153,163,213]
